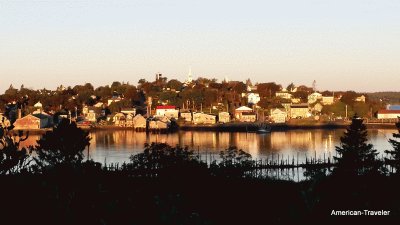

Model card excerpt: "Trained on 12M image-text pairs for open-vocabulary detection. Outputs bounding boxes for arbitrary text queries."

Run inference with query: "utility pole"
[345,105,348,120]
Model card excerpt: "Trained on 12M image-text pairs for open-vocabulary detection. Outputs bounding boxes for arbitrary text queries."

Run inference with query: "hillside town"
[0,72,399,131]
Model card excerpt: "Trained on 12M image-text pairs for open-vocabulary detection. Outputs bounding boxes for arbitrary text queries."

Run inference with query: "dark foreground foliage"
[0,119,400,225]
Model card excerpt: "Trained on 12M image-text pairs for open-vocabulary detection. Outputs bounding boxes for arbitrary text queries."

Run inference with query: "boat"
[256,122,271,134]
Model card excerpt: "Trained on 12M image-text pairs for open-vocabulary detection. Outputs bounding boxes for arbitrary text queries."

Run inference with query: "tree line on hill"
[0,78,391,124]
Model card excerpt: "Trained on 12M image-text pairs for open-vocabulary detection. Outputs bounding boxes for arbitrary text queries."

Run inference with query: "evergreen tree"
[334,115,378,176]
[385,120,400,174]
[34,119,91,170]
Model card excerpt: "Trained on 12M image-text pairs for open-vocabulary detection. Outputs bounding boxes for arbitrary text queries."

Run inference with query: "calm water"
[22,129,397,165]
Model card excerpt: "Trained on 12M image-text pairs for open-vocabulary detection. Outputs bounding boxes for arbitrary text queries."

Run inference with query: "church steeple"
[187,67,193,83]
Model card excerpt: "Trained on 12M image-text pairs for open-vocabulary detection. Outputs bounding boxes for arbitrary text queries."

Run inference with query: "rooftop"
[378,110,400,114]
[156,105,176,110]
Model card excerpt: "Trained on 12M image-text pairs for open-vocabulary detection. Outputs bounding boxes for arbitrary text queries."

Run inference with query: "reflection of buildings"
[268,130,336,156]
[20,129,364,165]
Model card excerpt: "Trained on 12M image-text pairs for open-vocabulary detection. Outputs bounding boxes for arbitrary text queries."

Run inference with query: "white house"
[290,103,310,119]
[218,112,230,123]
[132,114,147,128]
[270,108,287,123]
[308,92,322,104]
[156,105,179,119]
[355,95,366,103]
[149,120,169,129]
[180,111,192,122]
[247,93,261,105]
[234,106,253,120]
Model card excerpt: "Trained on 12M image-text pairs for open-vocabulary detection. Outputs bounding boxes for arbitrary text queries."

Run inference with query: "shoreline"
[12,122,397,134]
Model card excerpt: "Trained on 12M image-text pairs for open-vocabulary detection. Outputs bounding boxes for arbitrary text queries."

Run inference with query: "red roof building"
[156,105,176,110]
[377,110,400,119]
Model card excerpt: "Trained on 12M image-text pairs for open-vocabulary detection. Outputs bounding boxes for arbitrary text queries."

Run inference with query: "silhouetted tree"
[385,120,400,174]
[219,146,252,167]
[0,126,30,174]
[34,119,91,170]
[214,146,253,178]
[334,115,378,176]
[286,82,295,92]
[127,143,207,178]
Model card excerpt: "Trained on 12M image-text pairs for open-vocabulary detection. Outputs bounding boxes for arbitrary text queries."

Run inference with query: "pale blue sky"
[1,0,399,93]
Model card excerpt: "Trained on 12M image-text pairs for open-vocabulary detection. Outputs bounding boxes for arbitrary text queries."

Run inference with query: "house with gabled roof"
[270,108,287,123]
[234,106,253,120]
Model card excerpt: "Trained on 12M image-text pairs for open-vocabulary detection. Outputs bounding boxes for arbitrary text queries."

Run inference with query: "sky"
[1,0,400,93]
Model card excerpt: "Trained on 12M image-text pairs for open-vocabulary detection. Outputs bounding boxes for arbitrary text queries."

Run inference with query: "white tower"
[187,67,193,83]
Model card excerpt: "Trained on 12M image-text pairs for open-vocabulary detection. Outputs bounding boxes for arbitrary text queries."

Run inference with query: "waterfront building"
[180,111,192,122]
[155,105,179,119]
[13,114,52,130]
[82,105,99,122]
[193,112,216,124]
[290,103,310,119]
[270,108,287,123]
[234,106,253,120]
[112,113,126,127]
[377,110,400,119]
[240,112,256,122]
[132,114,147,129]
[218,112,230,123]
[149,120,169,129]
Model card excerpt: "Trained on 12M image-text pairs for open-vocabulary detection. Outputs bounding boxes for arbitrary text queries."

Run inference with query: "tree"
[127,143,207,178]
[352,102,369,118]
[286,83,295,92]
[0,127,30,174]
[215,146,253,178]
[34,119,91,170]
[4,84,18,96]
[166,79,183,91]
[340,91,358,106]
[334,115,379,176]
[257,82,281,98]
[321,101,351,118]
[385,120,400,174]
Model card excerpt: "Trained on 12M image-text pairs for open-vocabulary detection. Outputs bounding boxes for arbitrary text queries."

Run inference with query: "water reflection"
[22,129,396,165]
